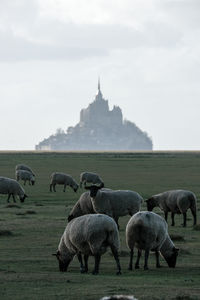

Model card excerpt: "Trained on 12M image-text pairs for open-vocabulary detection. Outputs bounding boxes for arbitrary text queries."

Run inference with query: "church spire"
[98,77,101,91]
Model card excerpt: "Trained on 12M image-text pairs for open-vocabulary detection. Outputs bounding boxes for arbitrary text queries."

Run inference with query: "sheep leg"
[164,212,168,223]
[84,255,89,273]
[110,246,121,275]
[155,251,161,268]
[144,249,149,270]
[171,212,175,226]
[135,249,142,269]
[182,212,187,227]
[128,249,134,270]
[63,184,66,192]
[53,184,56,192]
[77,253,86,273]
[92,254,101,275]
[7,194,11,203]
[190,207,197,226]
[12,194,16,203]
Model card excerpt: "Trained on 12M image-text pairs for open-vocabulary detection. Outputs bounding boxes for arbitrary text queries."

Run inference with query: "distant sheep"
[16,170,35,186]
[53,214,121,275]
[15,164,35,176]
[0,176,27,203]
[126,211,179,270]
[146,189,197,227]
[50,172,78,193]
[68,188,112,222]
[85,185,143,228]
[80,172,104,188]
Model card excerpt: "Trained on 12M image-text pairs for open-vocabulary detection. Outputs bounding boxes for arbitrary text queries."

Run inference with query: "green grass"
[0,151,200,300]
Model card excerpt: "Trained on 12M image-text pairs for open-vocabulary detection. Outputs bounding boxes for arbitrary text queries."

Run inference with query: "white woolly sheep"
[68,188,112,222]
[50,172,79,193]
[0,176,28,203]
[85,185,143,228]
[15,164,35,176]
[68,191,95,222]
[53,214,121,275]
[80,171,104,188]
[16,170,35,186]
[126,211,179,270]
[146,189,197,227]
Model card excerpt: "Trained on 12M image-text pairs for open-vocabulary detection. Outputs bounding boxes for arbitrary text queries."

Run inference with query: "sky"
[0,0,200,150]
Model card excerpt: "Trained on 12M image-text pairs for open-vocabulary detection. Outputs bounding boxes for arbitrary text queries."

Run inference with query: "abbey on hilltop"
[35,80,153,151]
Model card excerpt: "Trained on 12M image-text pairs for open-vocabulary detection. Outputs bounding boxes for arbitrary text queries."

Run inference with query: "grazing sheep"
[80,171,104,188]
[53,214,121,275]
[0,176,27,203]
[85,185,143,228]
[50,172,78,193]
[68,191,95,222]
[126,211,179,270]
[146,190,197,227]
[68,188,112,222]
[15,164,35,176]
[16,170,35,186]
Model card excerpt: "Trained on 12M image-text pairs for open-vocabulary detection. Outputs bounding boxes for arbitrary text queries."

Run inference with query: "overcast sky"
[0,0,200,150]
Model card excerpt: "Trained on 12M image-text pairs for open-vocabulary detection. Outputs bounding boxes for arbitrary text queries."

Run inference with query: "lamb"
[126,211,179,270]
[80,171,104,188]
[50,172,79,192]
[85,184,143,228]
[68,188,112,222]
[16,169,35,186]
[146,189,197,227]
[15,164,35,176]
[53,214,121,275]
[0,176,28,203]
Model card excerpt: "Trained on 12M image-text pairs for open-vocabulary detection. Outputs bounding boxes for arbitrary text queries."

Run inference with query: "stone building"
[35,80,153,151]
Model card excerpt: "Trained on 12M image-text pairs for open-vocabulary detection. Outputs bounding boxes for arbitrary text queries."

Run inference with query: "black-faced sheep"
[0,176,27,203]
[146,190,197,227]
[16,170,35,186]
[126,211,179,270]
[85,185,143,228]
[50,172,78,193]
[80,172,104,188]
[53,214,121,275]
[68,188,112,222]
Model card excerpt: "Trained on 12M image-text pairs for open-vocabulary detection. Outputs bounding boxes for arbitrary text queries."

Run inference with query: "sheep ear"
[25,194,28,198]
[52,253,57,256]
[84,186,90,190]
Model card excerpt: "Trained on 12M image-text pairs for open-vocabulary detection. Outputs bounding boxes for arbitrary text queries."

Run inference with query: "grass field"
[0,151,200,300]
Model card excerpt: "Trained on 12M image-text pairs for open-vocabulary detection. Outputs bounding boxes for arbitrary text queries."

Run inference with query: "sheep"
[15,164,35,176]
[146,189,197,227]
[126,211,179,270]
[16,169,35,186]
[53,214,121,275]
[80,171,104,188]
[68,188,112,222]
[68,191,95,222]
[50,172,79,193]
[0,176,28,203]
[85,184,143,228]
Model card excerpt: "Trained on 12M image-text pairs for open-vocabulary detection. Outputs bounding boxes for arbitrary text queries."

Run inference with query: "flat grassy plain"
[0,151,200,300]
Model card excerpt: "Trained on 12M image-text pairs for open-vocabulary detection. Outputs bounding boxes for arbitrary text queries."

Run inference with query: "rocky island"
[35,80,153,151]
